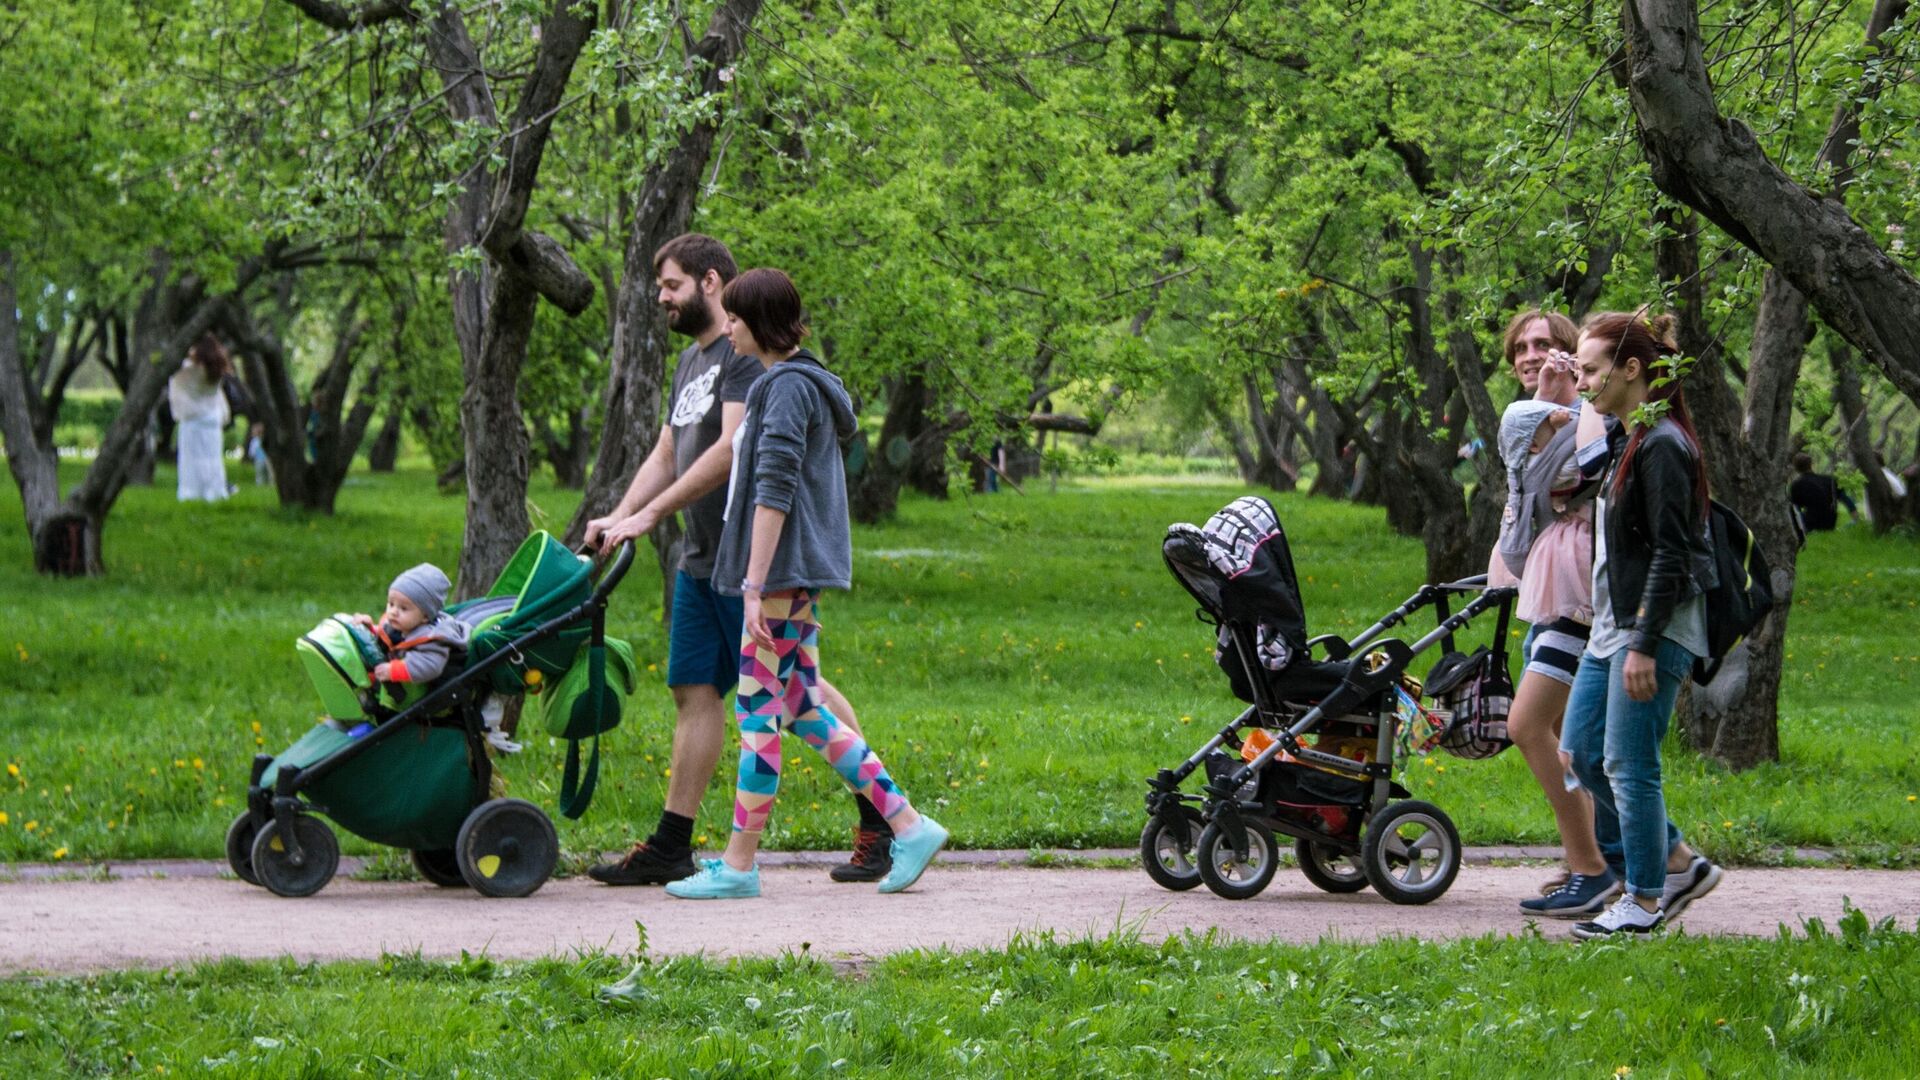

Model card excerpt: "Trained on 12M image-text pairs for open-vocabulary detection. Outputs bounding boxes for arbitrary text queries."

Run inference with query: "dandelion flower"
[52,847,67,860]
[0,811,8,825]
[5,764,17,778]
[24,820,37,831]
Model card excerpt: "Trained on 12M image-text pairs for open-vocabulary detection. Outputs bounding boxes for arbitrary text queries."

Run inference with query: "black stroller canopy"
[1164,495,1309,663]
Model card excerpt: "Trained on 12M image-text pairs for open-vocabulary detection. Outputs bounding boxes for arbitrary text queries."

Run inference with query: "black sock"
[651,811,695,854]
[854,793,891,834]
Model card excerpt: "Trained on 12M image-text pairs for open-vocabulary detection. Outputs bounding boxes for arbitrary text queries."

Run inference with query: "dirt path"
[5,863,1916,975]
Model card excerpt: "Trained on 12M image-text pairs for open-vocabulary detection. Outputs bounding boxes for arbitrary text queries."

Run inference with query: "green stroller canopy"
[452,531,596,694]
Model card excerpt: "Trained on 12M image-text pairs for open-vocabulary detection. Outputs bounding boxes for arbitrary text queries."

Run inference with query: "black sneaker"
[1659,855,1723,921]
[829,827,893,883]
[587,842,695,886]
[1571,894,1665,940]
[1519,871,1621,919]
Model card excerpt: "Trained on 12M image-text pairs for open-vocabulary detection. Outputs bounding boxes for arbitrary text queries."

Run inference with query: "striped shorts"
[1523,617,1591,686]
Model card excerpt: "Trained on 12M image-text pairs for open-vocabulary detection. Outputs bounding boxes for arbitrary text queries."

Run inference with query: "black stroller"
[1141,497,1516,903]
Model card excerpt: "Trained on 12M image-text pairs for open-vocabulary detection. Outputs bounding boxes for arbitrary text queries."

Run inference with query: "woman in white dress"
[168,334,233,502]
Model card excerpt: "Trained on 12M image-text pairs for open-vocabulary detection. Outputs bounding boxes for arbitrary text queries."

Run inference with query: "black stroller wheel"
[225,812,262,886]
[1139,806,1206,892]
[1296,839,1369,894]
[410,848,469,888]
[250,814,341,898]
[1360,800,1461,905]
[455,798,558,898]
[1196,820,1279,900]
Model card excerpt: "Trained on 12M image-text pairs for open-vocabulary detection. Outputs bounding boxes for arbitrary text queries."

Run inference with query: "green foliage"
[4,466,1918,865]
[5,928,1920,1075]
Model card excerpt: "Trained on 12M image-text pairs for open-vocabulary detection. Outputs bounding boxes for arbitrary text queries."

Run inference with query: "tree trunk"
[851,372,945,523]
[1652,0,1905,768]
[1831,341,1904,530]
[1382,242,1494,583]
[534,403,593,488]
[458,275,542,592]
[1620,0,1920,406]
[223,292,378,514]
[367,408,402,472]
[566,0,766,544]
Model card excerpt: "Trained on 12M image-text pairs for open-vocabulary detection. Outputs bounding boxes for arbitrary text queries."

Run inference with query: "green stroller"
[226,534,638,898]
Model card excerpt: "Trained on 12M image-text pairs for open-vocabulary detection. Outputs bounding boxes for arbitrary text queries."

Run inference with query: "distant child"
[351,563,471,687]
[246,422,272,486]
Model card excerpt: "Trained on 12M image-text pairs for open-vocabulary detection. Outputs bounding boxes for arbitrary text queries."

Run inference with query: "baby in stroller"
[349,563,471,689]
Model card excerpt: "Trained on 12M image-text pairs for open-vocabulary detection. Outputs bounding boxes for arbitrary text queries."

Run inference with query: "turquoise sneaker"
[663,857,761,899]
[877,816,948,894]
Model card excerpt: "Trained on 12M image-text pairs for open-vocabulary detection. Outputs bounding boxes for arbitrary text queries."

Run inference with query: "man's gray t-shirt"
[665,336,762,577]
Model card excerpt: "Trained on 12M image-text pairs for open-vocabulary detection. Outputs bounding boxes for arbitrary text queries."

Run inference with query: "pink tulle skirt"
[1518,512,1593,625]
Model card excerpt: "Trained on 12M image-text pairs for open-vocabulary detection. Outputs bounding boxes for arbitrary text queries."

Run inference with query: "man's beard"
[665,293,713,337]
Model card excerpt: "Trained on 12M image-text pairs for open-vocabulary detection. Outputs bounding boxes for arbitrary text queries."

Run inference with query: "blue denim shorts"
[666,570,745,691]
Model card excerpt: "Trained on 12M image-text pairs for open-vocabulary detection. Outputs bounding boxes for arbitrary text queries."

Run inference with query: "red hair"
[1581,311,1709,520]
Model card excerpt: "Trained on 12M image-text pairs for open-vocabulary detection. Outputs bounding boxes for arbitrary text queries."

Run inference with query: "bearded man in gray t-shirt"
[584,234,895,886]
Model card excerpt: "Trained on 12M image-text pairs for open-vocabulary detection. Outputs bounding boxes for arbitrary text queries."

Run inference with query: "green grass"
[3,460,1918,865]
[3,918,1918,1077]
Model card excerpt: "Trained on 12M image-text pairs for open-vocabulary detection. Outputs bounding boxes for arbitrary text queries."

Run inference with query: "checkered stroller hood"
[1164,496,1309,685]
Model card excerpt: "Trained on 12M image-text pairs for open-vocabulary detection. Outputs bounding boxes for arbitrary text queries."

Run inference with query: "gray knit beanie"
[390,563,451,621]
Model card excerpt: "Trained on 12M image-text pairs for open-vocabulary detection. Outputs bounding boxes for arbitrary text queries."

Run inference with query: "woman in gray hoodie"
[666,269,948,901]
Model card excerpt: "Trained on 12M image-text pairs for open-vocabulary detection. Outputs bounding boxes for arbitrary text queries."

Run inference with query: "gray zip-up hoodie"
[713,350,859,596]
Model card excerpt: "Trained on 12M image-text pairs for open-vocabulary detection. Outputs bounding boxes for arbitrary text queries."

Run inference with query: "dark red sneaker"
[587,842,695,886]
[829,827,893,883]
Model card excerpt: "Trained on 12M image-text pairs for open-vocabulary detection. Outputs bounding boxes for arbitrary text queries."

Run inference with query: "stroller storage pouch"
[529,636,638,820]
[1424,647,1513,759]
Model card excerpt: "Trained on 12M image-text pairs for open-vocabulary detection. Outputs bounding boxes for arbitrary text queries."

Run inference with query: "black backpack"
[1693,499,1775,686]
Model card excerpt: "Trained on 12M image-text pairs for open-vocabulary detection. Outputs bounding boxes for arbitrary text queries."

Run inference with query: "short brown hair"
[652,233,737,286]
[1501,309,1578,364]
[722,268,809,354]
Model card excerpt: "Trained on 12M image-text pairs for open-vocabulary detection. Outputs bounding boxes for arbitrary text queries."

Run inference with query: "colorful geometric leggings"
[732,589,910,834]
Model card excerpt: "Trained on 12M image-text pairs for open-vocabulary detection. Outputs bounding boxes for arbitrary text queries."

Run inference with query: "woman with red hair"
[1559,311,1724,939]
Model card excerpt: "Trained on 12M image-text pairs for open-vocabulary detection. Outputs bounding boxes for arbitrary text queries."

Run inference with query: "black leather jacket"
[1594,416,1718,655]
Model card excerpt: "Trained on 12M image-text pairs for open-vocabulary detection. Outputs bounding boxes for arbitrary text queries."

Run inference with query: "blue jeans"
[1559,640,1695,899]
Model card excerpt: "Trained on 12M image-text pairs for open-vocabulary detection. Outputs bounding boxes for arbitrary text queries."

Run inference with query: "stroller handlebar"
[588,539,637,605]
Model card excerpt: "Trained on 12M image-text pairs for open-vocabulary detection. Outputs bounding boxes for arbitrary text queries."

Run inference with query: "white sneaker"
[1570,894,1664,940]
[1660,855,1723,921]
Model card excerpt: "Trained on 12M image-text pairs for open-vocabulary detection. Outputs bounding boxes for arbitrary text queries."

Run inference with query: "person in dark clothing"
[1788,452,1857,531]
[1560,311,1724,940]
